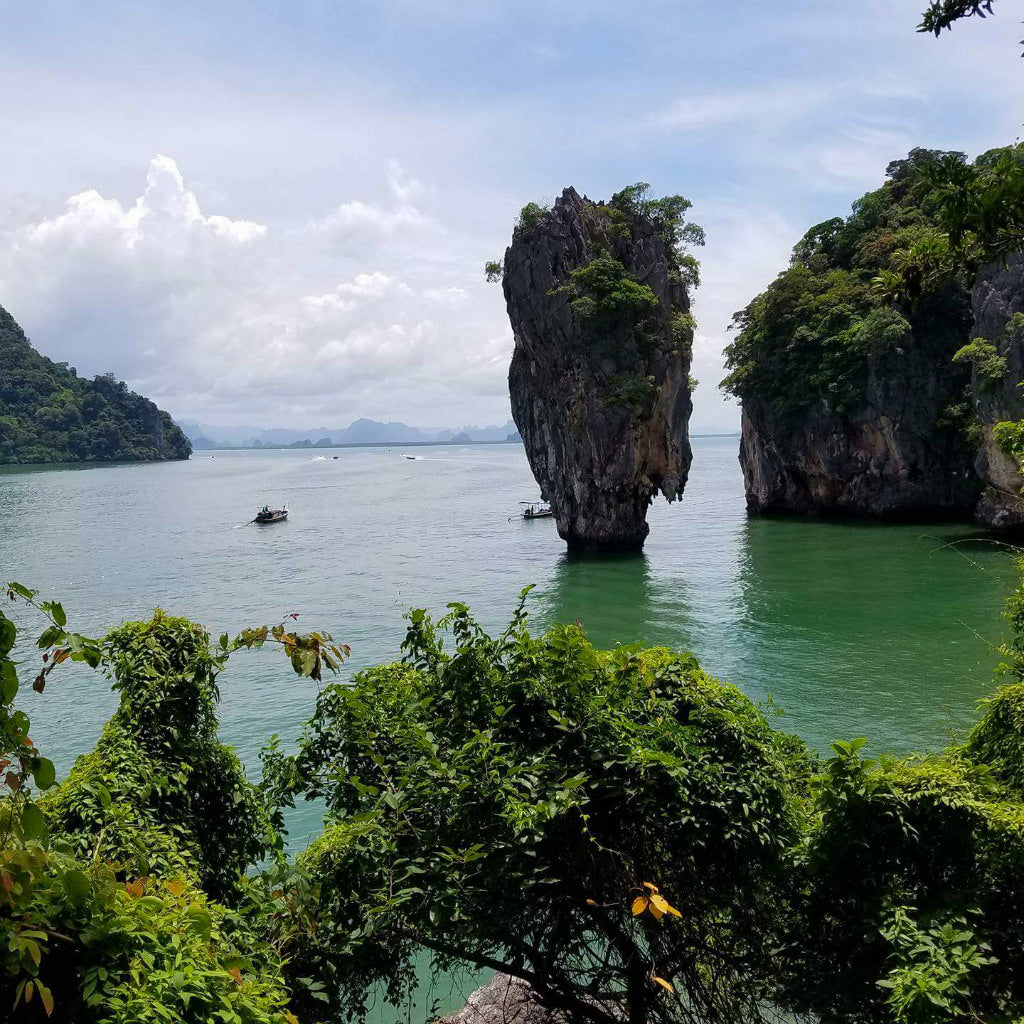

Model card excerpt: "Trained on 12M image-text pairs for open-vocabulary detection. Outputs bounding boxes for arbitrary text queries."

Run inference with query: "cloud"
[310,196,434,249]
[385,159,425,202]
[649,86,822,133]
[0,156,511,427]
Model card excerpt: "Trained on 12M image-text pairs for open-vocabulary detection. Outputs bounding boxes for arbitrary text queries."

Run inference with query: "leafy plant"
[952,337,1008,390]
[266,591,814,1024]
[515,202,548,234]
[723,149,974,415]
[0,584,347,1022]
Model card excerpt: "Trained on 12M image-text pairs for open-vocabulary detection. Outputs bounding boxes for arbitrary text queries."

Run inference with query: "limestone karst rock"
[966,253,1024,530]
[736,349,980,518]
[502,187,696,552]
[724,150,980,520]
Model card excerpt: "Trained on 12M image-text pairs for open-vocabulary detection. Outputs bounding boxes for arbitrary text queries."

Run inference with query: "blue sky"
[0,0,1021,430]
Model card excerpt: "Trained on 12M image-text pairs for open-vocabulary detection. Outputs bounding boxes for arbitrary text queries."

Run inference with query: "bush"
[267,593,815,1024]
[43,613,272,900]
[0,587,346,1023]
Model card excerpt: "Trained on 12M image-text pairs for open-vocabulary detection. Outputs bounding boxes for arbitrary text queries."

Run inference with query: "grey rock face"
[436,974,562,1024]
[969,254,1024,530]
[502,188,694,552]
[739,339,979,519]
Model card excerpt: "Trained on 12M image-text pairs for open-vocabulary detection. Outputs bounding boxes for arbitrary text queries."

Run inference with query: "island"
[0,303,191,465]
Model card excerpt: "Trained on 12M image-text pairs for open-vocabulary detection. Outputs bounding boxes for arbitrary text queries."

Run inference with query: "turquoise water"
[0,436,1017,1016]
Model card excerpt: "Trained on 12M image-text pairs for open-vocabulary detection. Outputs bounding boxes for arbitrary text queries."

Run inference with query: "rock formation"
[502,187,695,552]
[967,253,1024,530]
[724,150,980,520]
[738,346,980,518]
[437,974,561,1024]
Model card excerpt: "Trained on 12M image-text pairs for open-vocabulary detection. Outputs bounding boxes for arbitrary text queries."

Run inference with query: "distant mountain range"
[178,417,522,449]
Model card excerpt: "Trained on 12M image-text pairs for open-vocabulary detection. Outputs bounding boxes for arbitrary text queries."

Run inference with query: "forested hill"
[0,304,191,465]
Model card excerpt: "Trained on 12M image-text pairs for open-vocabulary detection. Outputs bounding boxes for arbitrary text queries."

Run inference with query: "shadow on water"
[536,551,667,648]
[731,516,1018,755]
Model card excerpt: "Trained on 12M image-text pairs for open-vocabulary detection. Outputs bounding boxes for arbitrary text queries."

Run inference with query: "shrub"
[267,593,815,1024]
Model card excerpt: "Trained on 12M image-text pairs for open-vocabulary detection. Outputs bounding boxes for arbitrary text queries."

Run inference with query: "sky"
[0,1,1021,432]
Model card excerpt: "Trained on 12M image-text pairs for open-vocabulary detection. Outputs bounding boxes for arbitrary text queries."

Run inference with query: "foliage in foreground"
[264,573,1024,1024]
[268,591,813,1024]
[11,569,1024,1022]
[0,588,346,1023]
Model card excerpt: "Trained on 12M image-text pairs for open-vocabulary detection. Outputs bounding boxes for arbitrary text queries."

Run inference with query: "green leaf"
[0,616,16,657]
[20,802,46,840]
[32,758,56,790]
[0,661,18,703]
[185,906,213,938]
[62,868,91,903]
[36,625,63,650]
[50,603,66,628]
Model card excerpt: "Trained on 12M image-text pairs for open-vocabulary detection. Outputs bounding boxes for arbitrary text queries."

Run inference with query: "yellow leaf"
[284,1013,300,1024]
[643,881,659,892]
[664,901,682,918]
[631,896,648,916]
[38,982,54,1017]
[648,901,664,920]
[650,893,670,915]
[652,976,675,994]
[165,878,186,898]
[585,899,597,906]
[228,967,243,985]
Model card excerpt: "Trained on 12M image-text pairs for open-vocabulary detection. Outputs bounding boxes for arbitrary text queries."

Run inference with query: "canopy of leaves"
[722,149,974,414]
[42,613,273,901]
[919,0,997,36]
[266,592,815,1024]
[0,304,191,465]
[916,144,1024,265]
[11,571,1024,1022]
[0,590,345,1023]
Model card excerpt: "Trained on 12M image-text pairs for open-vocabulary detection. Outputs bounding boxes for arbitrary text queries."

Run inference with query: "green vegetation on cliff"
[0,304,191,465]
[722,149,976,415]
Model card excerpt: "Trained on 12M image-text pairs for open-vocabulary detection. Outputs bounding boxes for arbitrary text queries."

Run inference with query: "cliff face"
[725,149,980,520]
[969,254,1024,530]
[739,340,979,517]
[503,188,694,552]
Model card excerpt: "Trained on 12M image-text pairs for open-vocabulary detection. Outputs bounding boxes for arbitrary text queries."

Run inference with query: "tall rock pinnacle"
[501,186,698,552]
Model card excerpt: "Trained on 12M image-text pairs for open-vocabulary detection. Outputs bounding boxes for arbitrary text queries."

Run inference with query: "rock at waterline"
[967,253,1024,531]
[435,974,564,1024]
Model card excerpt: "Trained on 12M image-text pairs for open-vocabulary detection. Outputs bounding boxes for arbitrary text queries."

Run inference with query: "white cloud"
[385,158,425,203]
[0,156,511,427]
[310,197,433,248]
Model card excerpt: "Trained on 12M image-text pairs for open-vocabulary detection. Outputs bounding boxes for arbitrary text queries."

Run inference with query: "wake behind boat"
[254,505,288,524]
